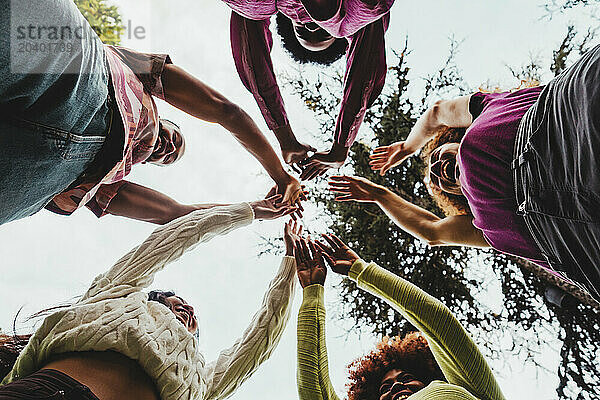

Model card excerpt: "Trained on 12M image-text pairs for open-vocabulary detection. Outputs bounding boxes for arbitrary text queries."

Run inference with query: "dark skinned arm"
[160,63,299,200]
[104,182,230,225]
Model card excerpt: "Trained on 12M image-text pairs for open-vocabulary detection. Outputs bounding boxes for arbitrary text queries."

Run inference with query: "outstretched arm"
[100,181,230,225]
[160,63,301,203]
[202,259,297,399]
[370,95,473,175]
[349,260,505,400]
[329,176,489,248]
[300,19,388,180]
[80,203,255,302]
[316,236,505,400]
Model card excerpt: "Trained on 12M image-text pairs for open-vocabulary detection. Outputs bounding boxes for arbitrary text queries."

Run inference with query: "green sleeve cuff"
[348,259,369,281]
[302,284,325,304]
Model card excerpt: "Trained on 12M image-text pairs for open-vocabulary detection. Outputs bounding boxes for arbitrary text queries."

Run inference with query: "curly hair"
[421,127,471,216]
[275,13,348,65]
[346,332,445,400]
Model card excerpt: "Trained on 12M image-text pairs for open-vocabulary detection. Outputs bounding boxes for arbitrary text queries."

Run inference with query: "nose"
[430,159,443,178]
[389,381,407,395]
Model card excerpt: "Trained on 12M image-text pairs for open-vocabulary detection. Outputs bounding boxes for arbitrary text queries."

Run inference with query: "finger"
[299,165,318,180]
[372,146,390,154]
[291,163,302,174]
[298,157,315,167]
[329,234,346,248]
[328,182,351,189]
[321,251,335,268]
[330,188,352,194]
[299,238,312,261]
[380,164,392,175]
[329,175,348,182]
[322,234,341,250]
[293,241,304,265]
[297,225,303,236]
[308,241,319,260]
[369,153,389,160]
[315,239,334,255]
[266,194,283,203]
[334,195,355,201]
[317,169,327,178]
[301,165,323,181]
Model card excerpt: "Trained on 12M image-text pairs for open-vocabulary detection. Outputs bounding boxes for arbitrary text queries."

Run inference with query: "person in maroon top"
[224,0,394,180]
[331,42,600,304]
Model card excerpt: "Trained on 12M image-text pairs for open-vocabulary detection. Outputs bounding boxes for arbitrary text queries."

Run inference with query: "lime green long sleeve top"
[297,259,506,400]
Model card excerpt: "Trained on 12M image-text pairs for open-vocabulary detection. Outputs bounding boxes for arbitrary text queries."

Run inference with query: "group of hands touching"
[254,139,416,222]
[284,220,360,288]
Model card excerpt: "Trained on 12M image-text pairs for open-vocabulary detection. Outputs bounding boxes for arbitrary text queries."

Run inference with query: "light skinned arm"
[329,176,489,248]
[370,95,473,175]
[160,63,301,201]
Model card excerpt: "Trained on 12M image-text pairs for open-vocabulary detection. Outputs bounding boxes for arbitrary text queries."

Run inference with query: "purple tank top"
[458,87,546,264]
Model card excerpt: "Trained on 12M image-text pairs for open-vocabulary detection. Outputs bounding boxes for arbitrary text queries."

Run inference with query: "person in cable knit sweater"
[0,196,300,400]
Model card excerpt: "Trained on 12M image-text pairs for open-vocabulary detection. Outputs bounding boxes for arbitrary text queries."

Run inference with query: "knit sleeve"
[349,260,506,400]
[202,256,297,400]
[80,203,254,302]
[297,284,341,400]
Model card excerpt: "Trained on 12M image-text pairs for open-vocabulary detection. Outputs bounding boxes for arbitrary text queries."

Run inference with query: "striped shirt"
[46,46,171,217]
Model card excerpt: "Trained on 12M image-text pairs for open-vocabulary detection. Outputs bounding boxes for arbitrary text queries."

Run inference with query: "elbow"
[217,100,246,127]
[428,101,446,130]
[420,224,446,247]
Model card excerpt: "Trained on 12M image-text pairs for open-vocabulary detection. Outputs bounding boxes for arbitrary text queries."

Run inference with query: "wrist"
[372,185,391,204]
[329,142,350,161]
[273,124,297,145]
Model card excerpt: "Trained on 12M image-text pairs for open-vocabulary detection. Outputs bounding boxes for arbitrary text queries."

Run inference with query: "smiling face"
[147,120,186,166]
[378,369,426,400]
[291,20,336,51]
[164,296,198,334]
[428,142,463,196]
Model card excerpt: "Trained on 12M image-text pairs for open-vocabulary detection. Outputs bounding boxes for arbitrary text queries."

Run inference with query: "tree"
[274,33,600,399]
[74,0,124,45]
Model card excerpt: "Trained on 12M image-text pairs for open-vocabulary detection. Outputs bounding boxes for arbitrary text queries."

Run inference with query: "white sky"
[0,1,596,399]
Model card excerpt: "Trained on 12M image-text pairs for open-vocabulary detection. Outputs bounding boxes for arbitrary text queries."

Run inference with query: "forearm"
[297,285,340,400]
[81,203,254,300]
[105,182,230,225]
[203,256,296,399]
[403,106,444,154]
[373,188,442,245]
[349,261,505,400]
[221,105,291,183]
[161,65,290,184]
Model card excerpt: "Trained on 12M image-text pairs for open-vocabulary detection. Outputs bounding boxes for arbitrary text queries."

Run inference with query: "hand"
[294,238,327,288]
[369,141,415,175]
[315,234,360,276]
[250,195,298,221]
[282,142,317,168]
[328,175,387,203]
[268,179,308,220]
[284,220,303,256]
[273,125,316,168]
[298,144,349,181]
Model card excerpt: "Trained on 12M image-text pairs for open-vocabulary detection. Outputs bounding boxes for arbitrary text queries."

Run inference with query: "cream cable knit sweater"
[2,203,297,400]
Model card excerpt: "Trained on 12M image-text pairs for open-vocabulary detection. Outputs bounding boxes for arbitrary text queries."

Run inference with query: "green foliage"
[74,0,123,45]
[278,34,600,399]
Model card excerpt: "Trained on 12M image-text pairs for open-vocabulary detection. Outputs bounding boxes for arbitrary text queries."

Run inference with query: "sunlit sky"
[0,1,596,399]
